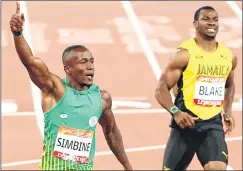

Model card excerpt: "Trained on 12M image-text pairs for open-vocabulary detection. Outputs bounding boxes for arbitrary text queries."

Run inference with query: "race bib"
[53,126,94,164]
[194,76,225,107]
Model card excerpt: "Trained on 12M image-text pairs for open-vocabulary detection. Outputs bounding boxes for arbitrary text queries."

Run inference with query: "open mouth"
[86,74,94,79]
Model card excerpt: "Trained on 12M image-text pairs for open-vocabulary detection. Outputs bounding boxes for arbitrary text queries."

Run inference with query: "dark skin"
[155,9,237,134]
[10,2,132,170]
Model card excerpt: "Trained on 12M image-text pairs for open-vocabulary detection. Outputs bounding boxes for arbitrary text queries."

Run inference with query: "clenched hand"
[10,2,25,32]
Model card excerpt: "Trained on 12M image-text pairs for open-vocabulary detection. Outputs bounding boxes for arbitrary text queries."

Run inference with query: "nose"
[87,62,94,70]
[208,22,215,26]
[207,19,216,26]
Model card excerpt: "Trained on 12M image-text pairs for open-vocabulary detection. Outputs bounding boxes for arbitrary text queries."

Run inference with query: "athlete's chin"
[78,80,93,87]
[81,78,94,86]
[204,34,216,40]
[84,81,93,86]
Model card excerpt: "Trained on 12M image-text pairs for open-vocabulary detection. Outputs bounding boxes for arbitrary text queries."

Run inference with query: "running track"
[2,1,242,170]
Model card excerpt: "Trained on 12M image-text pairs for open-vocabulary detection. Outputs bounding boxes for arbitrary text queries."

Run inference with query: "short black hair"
[62,45,88,64]
[194,6,216,21]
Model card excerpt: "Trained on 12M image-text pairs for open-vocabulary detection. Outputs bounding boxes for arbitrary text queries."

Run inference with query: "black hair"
[194,6,216,21]
[62,45,88,64]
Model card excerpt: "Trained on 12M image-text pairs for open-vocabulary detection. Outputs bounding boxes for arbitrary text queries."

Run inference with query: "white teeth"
[87,76,92,79]
[207,29,215,33]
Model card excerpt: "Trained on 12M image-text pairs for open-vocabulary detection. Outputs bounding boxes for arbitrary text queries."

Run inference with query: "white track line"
[121,1,180,102]
[112,100,152,109]
[225,1,242,21]
[227,165,235,170]
[114,107,242,114]
[2,136,242,168]
[2,98,242,116]
[113,96,148,101]
[2,105,242,116]
[2,106,242,116]
[120,1,162,80]
[19,1,44,138]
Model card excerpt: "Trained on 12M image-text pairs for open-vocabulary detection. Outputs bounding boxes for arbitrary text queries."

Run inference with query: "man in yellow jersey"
[10,2,133,170]
[155,6,237,171]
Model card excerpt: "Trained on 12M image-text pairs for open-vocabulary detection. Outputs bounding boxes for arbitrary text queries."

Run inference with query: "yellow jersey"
[174,38,233,120]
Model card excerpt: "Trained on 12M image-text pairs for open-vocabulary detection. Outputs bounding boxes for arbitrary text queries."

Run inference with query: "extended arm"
[10,2,54,92]
[99,91,132,170]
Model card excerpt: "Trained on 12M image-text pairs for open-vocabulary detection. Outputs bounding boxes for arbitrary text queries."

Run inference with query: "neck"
[195,33,217,52]
[66,76,90,91]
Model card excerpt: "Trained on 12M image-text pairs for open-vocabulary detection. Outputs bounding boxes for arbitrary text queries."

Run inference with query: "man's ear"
[193,20,198,29]
[64,65,71,75]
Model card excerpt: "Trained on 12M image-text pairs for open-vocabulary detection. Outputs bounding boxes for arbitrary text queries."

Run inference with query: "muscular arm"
[11,3,55,92]
[99,91,132,170]
[223,55,237,116]
[155,49,189,112]
[14,34,54,91]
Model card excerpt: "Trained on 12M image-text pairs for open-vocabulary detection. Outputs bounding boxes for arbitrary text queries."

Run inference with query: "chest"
[51,92,102,129]
[187,54,232,77]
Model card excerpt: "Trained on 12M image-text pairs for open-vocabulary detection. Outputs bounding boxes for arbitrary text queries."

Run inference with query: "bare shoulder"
[41,73,66,112]
[100,89,112,110]
[98,90,115,127]
[169,48,190,70]
[43,73,65,97]
[171,48,190,64]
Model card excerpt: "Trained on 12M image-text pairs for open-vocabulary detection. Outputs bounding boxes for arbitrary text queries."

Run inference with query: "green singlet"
[39,78,102,170]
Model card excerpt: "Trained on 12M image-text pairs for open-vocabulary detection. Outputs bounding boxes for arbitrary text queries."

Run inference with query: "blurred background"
[2,1,242,170]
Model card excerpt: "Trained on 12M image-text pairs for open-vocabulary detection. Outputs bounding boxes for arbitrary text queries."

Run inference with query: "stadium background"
[2,1,242,170]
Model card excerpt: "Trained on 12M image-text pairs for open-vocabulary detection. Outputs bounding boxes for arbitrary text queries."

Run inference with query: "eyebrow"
[202,16,218,19]
[77,57,94,61]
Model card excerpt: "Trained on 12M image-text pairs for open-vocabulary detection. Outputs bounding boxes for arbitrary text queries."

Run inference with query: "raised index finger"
[16,1,20,14]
